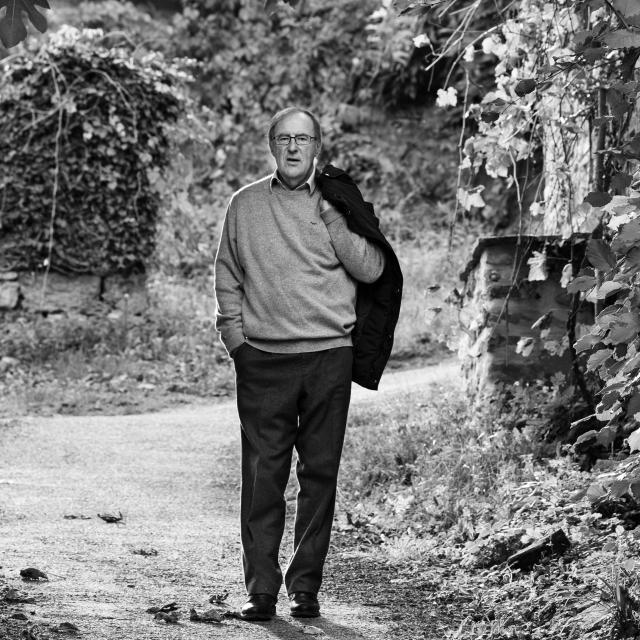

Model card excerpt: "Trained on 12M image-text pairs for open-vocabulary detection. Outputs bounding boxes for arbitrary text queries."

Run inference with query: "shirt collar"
[269,166,317,194]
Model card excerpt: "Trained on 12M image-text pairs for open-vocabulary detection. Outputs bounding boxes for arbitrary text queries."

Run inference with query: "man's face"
[269,112,320,190]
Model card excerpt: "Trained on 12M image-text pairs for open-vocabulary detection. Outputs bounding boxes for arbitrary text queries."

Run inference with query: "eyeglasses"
[271,134,316,146]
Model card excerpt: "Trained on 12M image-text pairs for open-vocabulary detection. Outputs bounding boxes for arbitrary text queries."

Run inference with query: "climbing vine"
[0,27,191,275]
[403,0,640,443]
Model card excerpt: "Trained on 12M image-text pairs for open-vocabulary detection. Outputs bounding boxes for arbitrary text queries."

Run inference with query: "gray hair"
[268,107,322,145]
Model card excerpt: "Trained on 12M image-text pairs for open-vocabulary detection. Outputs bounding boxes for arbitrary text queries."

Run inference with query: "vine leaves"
[0,0,50,48]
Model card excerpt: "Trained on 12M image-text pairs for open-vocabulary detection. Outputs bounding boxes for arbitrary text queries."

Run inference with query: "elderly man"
[214,107,401,621]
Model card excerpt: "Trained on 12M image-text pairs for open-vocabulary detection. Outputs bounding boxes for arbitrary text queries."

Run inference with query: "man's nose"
[286,138,299,151]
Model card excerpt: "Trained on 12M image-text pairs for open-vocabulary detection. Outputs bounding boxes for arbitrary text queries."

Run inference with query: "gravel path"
[0,360,459,639]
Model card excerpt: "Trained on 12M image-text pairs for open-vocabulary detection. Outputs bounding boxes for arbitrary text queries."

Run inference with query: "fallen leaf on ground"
[208,590,229,605]
[154,611,179,623]
[20,568,48,581]
[146,602,178,614]
[189,607,223,623]
[97,512,123,523]
[63,514,91,520]
[4,587,36,603]
[132,548,158,556]
[300,625,325,635]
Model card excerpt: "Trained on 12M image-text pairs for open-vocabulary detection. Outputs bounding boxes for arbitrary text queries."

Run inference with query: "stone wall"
[0,270,147,317]
[458,235,594,397]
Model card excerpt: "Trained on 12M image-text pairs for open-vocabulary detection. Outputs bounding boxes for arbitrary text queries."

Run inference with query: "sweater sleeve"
[214,198,246,356]
[319,204,386,284]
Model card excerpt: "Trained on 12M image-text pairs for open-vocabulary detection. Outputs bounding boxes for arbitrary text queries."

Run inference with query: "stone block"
[459,234,594,396]
[0,282,19,309]
[19,272,101,313]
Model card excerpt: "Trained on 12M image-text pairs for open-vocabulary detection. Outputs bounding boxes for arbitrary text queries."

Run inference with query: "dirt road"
[0,360,459,640]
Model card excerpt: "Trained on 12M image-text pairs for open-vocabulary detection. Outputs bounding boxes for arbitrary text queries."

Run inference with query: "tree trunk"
[538,5,591,235]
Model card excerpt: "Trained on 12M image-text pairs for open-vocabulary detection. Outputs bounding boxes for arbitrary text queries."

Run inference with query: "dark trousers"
[233,344,353,597]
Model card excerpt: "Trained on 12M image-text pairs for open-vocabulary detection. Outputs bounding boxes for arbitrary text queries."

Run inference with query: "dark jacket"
[317,164,403,390]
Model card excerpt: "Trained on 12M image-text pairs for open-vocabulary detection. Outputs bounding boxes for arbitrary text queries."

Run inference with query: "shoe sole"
[238,613,275,622]
[290,610,320,618]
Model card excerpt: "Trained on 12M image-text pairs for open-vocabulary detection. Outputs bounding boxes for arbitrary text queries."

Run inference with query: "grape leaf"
[0,0,50,49]
[586,239,616,271]
[586,348,612,372]
[628,428,640,453]
[611,172,633,192]
[596,281,628,299]
[622,134,640,159]
[612,217,640,253]
[514,79,536,97]
[627,393,640,419]
[603,29,640,49]
[584,191,613,207]
[607,313,640,343]
[566,275,596,293]
[625,246,640,269]
[612,0,640,17]
[583,47,605,63]
[575,333,602,353]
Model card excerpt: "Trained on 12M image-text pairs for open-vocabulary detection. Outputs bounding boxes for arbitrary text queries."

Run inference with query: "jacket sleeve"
[319,203,386,283]
[214,198,246,356]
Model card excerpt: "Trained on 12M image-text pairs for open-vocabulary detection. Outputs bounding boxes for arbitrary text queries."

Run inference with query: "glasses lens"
[273,135,314,146]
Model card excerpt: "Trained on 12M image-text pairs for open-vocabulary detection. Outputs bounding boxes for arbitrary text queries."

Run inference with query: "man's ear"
[314,141,322,158]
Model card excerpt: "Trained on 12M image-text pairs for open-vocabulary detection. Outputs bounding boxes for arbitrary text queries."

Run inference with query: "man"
[214,107,401,621]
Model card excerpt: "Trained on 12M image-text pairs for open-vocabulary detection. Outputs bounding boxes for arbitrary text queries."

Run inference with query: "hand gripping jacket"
[317,164,403,390]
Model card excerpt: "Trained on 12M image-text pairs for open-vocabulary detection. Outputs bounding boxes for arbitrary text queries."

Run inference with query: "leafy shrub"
[0,27,188,275]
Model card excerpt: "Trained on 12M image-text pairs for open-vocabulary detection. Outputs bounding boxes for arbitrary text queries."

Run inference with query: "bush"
[0,27,188,275]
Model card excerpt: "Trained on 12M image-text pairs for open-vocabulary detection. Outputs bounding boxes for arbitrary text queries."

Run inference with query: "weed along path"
[0,360,460,640]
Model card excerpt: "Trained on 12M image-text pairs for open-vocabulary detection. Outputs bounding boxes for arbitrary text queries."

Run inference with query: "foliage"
[168,0,432,191]
[335,381,640,639]
[49,0,174,53]
[0,26,191,275]
[402,0,640,450]
[339,382,564,543]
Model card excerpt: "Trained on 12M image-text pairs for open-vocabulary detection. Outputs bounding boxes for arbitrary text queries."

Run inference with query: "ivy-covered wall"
[0,28,187,277]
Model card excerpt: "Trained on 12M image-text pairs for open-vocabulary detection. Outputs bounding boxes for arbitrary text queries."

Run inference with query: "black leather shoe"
[289,591,320,618]
[239,593,276,621]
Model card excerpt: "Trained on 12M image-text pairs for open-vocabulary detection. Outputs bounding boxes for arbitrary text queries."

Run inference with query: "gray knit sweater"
[214,173,385,355]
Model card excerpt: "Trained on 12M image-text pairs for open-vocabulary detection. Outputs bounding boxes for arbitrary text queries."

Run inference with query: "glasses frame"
[271,134,317,146]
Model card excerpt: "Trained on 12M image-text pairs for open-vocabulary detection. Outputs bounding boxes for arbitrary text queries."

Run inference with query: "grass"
[338,381,548,545]
[0,273,236,416]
